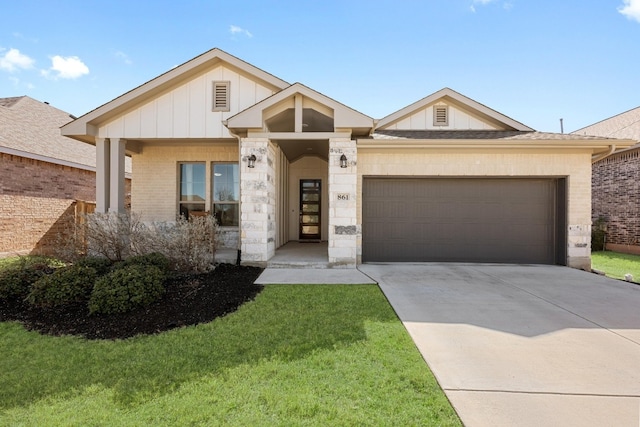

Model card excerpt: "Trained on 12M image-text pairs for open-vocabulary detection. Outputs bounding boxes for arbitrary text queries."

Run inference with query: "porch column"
[328,138,358,268]
[108,138,126,213]
[240,138,276,264]
[95,138,110,213]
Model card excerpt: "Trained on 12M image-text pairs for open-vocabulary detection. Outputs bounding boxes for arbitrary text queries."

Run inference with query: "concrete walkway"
[255,268,375,285]
[359,263,640,427]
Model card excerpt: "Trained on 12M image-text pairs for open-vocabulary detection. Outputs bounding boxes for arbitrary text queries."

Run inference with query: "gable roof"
[376,87,534,132]
[225,82,374,135]
[0,96,95,169]
[62,48,290,143]
[571,106,640,151]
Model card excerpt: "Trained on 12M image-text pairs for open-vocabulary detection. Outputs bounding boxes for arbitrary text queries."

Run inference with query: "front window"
[178,163,206,219]
[212,163,239,226]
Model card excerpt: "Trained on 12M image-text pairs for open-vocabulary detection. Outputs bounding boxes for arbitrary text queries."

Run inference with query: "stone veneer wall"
[239,138,276,263]
[0,152,131,257]
[328,138,358,267]
[592,149,640,252]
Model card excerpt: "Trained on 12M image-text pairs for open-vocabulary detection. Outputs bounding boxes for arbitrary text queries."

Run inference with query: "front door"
[300,179,321,241]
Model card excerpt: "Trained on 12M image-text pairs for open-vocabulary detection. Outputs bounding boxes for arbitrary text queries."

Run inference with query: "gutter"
[591,144,616,164]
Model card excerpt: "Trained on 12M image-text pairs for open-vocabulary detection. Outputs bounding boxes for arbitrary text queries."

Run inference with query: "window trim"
[212,161,239,228]
[212,81,230,112]
[178,162,207,219]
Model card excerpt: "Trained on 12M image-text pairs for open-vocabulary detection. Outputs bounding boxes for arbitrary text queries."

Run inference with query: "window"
[212,163,239,226]
[433,105,449,126]
[179,163,206,219]
[212,81,230,112]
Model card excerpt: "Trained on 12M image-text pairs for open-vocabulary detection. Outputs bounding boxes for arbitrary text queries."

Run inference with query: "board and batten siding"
[99,65,276,139]
[383,103,503,130]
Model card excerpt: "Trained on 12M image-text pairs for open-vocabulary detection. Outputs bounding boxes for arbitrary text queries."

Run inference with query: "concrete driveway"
[359,264,640,427]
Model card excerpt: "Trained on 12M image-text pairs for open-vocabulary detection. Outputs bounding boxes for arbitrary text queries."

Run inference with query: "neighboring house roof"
[62,48,290,143]
[377,88,534,132]
[571,106,640,151]
[0,96,132,174]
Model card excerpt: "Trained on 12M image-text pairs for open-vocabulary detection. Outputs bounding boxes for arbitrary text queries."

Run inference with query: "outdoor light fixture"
[340,154,348,168]
[247,154,256,168]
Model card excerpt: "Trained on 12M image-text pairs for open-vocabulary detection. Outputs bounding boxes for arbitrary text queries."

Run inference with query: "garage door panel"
[363,178,558,264]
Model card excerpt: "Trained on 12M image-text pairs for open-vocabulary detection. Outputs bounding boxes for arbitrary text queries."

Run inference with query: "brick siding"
[592,149,640,248]
[0,153,131,256]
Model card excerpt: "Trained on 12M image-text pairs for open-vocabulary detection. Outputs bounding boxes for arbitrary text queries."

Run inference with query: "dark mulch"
[0,264,264,340]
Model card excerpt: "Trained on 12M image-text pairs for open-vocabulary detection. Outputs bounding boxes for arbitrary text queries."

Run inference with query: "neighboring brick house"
[0,96,132,257]
[62,48,635,270]
[572,107,640,255]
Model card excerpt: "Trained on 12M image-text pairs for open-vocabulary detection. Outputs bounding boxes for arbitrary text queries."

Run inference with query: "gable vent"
[433,105,449,126]
[213,81,230,112]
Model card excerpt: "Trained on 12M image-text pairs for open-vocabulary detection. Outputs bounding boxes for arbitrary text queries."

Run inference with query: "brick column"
[328,138,357,268]
[240,138,276,264]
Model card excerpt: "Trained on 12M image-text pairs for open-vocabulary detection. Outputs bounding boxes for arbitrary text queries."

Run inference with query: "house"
[61,48,635,270]
[0,96,132,257]
[572,107,640,255]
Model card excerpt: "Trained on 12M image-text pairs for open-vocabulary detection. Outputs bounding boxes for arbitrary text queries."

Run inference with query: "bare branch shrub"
[75,212,218,272]
[140,215,218,272]
[85,213,146,262]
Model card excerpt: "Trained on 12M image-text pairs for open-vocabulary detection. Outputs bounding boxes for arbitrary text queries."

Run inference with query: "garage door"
[362,178,564,264]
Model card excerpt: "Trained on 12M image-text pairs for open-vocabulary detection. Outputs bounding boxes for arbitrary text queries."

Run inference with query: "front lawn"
[591,251,640,281]
[0,284,461,426]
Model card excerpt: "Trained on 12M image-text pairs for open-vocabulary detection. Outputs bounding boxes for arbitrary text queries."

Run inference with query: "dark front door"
[300,179,321,240]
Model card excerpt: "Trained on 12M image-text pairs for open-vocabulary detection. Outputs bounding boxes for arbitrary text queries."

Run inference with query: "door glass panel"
[302,226,319,234]
[302,204,319,213]
[302,193,319,201]
[302,215,319,223]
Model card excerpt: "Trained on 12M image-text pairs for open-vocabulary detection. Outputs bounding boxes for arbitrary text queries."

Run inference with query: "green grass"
[0,284,461,426]
[591,251,640,281]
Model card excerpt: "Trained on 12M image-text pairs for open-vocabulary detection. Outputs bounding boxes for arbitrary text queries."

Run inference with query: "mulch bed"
[0,264,264,340]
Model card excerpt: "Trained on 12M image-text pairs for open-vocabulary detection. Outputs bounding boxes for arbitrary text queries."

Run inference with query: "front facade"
[62,48,635,270]
[572,107,640,254]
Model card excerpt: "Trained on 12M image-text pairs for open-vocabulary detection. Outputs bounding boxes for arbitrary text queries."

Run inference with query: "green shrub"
[89,265,166,315]
[121,252,171,272]
[0,256,57,300]
[74,256,113,275]
[26,265,97,307]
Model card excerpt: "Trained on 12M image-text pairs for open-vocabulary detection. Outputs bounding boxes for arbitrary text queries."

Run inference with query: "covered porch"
[226,83,374,268]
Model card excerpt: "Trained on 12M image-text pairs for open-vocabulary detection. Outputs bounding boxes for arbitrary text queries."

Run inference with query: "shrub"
[0,256,59,300]
[74,256,114,275]
[121,252,171,273]
[26,265,97,307]
[89,265,166,315]
[141,216,218,272]
[82,212,218,272]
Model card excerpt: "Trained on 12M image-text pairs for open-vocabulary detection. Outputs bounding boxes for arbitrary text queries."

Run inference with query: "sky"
[1,0,639,133]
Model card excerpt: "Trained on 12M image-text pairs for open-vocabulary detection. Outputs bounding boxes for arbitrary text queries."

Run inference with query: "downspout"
[592,144,616,164]
[224,120,243,265]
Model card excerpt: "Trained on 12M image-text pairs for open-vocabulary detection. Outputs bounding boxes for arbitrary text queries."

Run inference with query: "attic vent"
[212,81,230,112]
[433,105,449,126]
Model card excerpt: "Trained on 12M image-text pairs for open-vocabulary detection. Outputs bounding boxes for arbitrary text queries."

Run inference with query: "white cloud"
[229,25,253,38]
[619,0,640,22]
[0,48,35,72]
[42,55,89,79]
[114,50,132,65]
[470,0,512,12]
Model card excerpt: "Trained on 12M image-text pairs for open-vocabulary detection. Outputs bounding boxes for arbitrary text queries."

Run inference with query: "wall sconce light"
[340,154,348,168]
[247,154,256,168]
